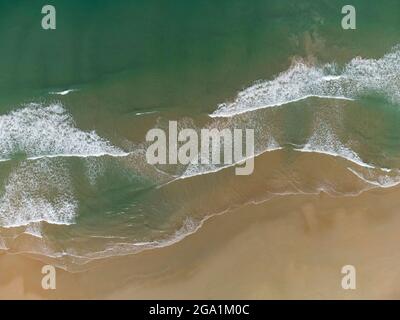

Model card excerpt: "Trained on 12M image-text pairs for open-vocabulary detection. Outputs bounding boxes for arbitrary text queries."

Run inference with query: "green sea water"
[0,0,399,268]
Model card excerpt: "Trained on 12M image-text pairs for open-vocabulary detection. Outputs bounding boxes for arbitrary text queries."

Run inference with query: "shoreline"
[2,184,400,299]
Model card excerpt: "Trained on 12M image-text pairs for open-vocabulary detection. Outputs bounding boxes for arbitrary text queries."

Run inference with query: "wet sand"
[1,180,400,299]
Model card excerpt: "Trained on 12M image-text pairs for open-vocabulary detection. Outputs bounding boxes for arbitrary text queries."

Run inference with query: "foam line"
[211,46,400,117]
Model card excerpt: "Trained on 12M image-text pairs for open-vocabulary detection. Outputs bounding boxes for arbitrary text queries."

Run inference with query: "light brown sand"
[1,182,400,299]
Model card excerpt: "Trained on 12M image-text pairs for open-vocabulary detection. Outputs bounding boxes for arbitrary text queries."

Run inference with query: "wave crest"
[0,103,125,160]
[211,46,400,117]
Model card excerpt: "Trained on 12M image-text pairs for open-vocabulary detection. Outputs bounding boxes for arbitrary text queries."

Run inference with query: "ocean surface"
[0,0,399,269]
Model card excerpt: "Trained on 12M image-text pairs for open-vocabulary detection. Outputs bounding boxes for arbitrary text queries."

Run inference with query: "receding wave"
[348,167,400,188]
[10,148,388,270]
[211,46,400,117]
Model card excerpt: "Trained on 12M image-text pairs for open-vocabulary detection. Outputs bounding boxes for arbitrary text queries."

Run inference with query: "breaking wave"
[0,103,127,161]
[0,159,77,228]
[211,46,400,117]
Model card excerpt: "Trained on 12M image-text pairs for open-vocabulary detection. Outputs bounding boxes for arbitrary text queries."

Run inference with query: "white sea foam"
[322,75,343,81]
[176,140,282,182]
[0,160,77,228]
[0,102,129,228]
[74,215,215,265]
[131,217,199,249]
[0,103,126,160]
[178,135,281,180]
[347,167,400,188]
[265,135,282,152]
[49,89,78,96]
[135,111,158,116]
[292,121,374,169]
[211,46,400,117]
